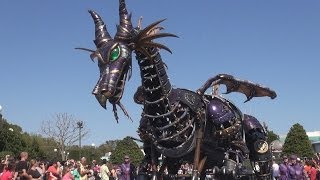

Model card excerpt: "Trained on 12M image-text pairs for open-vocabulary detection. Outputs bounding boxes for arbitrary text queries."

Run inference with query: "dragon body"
[77,1,277,179]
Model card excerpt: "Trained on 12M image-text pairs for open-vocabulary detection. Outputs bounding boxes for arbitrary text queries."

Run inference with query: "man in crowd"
[14,152,30,180]
[288,154,304,179]
[279,155,289,180]
[120,155,136,180]
[100,159,110,180]
[272,158,280,180]
[47,161,61,180]
[80,157,89,180]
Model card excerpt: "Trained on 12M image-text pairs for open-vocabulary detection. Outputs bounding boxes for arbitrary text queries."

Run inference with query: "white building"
[279,131,320,153]
[307,131,320,153]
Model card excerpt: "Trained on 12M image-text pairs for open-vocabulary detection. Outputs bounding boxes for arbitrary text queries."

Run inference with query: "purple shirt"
[120,163,131,180]
[288,163,304,180]
[279,163,289,180]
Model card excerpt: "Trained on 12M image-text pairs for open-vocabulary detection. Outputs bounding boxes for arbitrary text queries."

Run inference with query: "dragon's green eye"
[110,46,120,62]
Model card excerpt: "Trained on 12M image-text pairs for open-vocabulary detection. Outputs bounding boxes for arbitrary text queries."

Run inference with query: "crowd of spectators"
[2,151,320,180]
[272,153,320,180]
[0,152,136,180]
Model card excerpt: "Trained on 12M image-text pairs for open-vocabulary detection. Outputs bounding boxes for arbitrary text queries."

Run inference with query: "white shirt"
[272,163,280,179]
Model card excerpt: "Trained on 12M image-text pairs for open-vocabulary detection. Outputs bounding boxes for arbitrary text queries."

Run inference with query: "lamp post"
[77,121,84,159]
[91,143,95,162]
[54,148,58,161]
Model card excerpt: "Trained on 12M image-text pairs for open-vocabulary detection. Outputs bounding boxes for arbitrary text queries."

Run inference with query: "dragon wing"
[197,74,277,102]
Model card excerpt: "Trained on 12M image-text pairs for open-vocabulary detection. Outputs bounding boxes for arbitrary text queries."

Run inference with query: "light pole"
[54,148,58,161]
[91,143,95,162]
[77,121,84,159]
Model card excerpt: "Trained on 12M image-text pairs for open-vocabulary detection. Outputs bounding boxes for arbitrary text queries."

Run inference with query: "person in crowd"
[14,152,30,180]
[109,165,118,180]
[119,155,135,180]
[91,160,100,180]
[47,161,61,180]
[1,160,15,180]
[79,157,89,180]
[91,161,98,171]
[279,155,289,180]
[100,159,110,180]
[86,169,95,180]
[288,154,304,179]
[36,161,46,180]
[309,162,317,180]
[62,164,75,180]
[273,159,280,180]
[71,162,81,180]
[0,155,11,175]
[304,160,312,180]
[28,159,42,180]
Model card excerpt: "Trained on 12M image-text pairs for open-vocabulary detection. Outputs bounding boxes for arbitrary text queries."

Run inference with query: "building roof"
[280,131,320,143]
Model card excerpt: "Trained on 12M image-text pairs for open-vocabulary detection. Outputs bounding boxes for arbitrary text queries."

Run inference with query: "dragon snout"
[92,81,115,109]
[100,90,113,98]
[92,72,117,97]
[92,83,114,98]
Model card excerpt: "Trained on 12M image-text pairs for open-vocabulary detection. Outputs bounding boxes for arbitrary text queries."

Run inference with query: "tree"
[267,130,280,144]
[110,136,144,166]
[282,123,314,158]
[262,122,280,144]
[40,113,89,160]
[0,118,27,155]
[0,117,50,159]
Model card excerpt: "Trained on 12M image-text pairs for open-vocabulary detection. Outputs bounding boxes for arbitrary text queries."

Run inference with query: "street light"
[77,121,84,159]
[91,143,96,162]
[54,148,58,161]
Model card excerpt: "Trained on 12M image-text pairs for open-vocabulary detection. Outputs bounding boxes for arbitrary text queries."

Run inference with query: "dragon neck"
[136,49,172,116]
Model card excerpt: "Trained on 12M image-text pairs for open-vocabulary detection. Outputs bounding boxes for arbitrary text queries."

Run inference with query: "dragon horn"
[88,10,112,48]
[115,0,133,41]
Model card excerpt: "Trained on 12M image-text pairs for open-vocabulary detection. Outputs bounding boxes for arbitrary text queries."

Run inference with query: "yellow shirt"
[80,163,88,180]
[100,164,110,180]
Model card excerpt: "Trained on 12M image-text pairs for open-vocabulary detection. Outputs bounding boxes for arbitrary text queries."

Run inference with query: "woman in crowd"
[0,161,15,180]
[62,164,74,180]
[28,159,42,180]
[71,162,81,180]
[109,165,118,180]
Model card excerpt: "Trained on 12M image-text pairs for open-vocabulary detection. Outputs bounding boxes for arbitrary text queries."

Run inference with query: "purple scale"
[207,99,235,125]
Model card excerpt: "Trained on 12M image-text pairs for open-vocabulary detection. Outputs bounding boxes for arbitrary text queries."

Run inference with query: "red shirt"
[1,170,13,180]
[310,167,317,180]
[47,165,59,180]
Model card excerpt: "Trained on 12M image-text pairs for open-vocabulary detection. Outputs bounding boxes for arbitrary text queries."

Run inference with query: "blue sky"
[0,0,319,146]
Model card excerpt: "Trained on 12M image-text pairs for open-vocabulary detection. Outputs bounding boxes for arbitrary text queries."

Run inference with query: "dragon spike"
[135,19,167,40]
[115,0,133,41]
[88,10,112,48]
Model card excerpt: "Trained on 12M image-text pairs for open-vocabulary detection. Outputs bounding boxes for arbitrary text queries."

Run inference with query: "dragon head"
[77,0,177,122]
